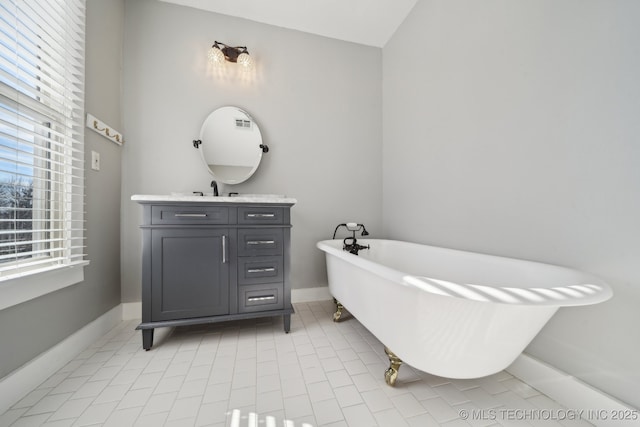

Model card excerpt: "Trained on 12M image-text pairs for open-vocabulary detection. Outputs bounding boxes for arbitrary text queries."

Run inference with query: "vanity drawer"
[238,256,283,285]
[238,283,284,313]
[238,228,283,256]
[151,206,229,225]
[238,207,284,225]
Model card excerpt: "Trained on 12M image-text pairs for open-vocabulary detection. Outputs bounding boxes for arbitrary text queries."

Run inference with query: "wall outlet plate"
[91,151,100,171]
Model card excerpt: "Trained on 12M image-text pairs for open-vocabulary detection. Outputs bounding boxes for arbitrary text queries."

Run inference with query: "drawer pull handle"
[248,295,276,302]
[247,240,275,245]
[174,213,207,217]
[247,267,276,273]
[247,213,275,218]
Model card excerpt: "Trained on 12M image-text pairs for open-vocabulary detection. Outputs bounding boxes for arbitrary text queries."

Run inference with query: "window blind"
[0,0,86,279]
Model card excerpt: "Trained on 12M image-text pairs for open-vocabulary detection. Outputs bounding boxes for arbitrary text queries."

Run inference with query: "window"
[0,0,86,281]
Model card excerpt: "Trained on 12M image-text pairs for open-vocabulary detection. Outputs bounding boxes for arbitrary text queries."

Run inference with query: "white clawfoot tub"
[316,239,612,384]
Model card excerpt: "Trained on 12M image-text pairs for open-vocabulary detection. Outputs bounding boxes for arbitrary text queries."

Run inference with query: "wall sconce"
[208,41,253,70]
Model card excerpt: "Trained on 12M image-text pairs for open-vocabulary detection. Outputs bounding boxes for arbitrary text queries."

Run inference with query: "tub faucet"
[211,180,218,196]
[332,223,370,255]
[332,222,369,239]
[343,237,370,255]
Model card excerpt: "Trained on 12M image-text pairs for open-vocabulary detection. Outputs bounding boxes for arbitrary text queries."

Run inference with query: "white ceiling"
[158,0,417,47]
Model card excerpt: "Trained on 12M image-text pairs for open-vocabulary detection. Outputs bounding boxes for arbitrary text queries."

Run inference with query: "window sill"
[0,262,89,311]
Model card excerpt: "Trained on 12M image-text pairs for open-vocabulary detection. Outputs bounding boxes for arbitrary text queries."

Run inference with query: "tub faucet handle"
[343,237,370,255]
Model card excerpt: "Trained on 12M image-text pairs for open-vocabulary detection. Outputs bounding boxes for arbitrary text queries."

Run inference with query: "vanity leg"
[142,329,154,351]
[333,298,344,322]
[284,314,291,333]
[384,346,403,386]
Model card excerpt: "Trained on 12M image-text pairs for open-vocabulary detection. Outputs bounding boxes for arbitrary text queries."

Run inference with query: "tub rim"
[317,238,612,307]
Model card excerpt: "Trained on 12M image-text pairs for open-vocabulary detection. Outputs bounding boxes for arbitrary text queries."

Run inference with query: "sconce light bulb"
[237,51,254,70]
[208,46,225,64]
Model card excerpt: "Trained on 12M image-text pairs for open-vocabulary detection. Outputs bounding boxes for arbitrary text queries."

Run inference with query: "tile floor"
[0,301,594,427]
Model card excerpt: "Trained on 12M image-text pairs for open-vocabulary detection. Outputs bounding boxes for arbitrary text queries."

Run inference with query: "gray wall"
[120,0,383,302]
[0,0,124,379]
[383,0,640,408]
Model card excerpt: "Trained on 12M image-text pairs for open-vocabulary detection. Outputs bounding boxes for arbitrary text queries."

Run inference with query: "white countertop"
[131,194,297,204]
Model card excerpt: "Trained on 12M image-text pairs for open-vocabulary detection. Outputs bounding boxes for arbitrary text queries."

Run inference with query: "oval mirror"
[198,106,264,184]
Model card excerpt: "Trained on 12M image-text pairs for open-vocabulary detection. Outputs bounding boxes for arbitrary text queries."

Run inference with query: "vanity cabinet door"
[151,228,230,321]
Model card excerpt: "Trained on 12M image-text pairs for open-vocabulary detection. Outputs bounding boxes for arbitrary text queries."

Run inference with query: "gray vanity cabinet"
[134,199,295,350]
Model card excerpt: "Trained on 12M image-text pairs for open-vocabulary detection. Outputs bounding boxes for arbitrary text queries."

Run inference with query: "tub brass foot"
[332,298,344,322]
[384,346,403,386]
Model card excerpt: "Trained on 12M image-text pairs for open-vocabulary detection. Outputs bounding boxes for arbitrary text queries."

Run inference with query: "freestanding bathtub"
[316,239,612,385]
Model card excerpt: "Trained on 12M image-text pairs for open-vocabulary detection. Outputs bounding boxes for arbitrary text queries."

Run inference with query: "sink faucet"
[211,180,218,196]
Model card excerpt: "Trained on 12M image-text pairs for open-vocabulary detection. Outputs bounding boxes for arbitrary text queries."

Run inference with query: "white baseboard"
[506,353,636,426]
[0,304,122,414]
[291,286,332,303]
[122,301,142,320]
